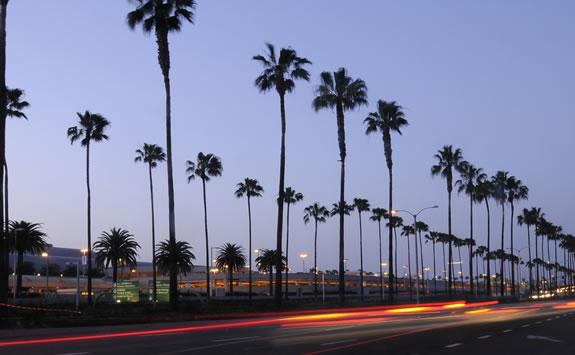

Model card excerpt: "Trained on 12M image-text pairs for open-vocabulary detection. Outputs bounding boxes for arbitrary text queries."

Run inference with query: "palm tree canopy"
[330,201,354,217]
[186,152,223,182]
[303,203,330,224]
[7,87,30,119]
[353,198,370,213]
[364,100,408,136]
[127,0,195,33]
[455,162,486,197]
[474,176,494,203]
[431,145,464,192]
[67,111,110,147]
[491,171,509,205]
[312,68,368,112]
[235,178,264,199]
[370,207,389,222]
[387,215,403,229]
[506,177,529,204]
[93,228,140,270]
[8,221,48,254]
[155,239,195,276]
[253,43,311,96]
[216,243,246,272]
[425,231,439,243]
[284,187,304,204]
[401,225,415,236]
[256,249,286,273]
[473,245,488,257]
[134,143,166,168]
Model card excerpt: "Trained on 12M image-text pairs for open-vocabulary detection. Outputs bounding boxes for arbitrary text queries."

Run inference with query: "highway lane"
[1,299,574,354]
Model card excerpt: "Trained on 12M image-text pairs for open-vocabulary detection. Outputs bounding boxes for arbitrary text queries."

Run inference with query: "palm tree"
[401,225,415,297]
[431,145,464,295]
[134,143,165,304]
[0,0,9,302]
[437,232,452,293]
[155,239,195,278]
[370,208,388,301]
[364,100,407,301]
[93,228,140,284]
[415,221,429,294]
[506,177,528,295]
[313,68,368,303]
[8,221,48,296]
[67,110,110,305]
[303,203,330,300]
[256,249,286,296]
[455,162,485,295]
[453,236,466,292]
[474,175,494,296]
[253,43,311,306]
[492,171,509,297]
[473,245,488,293]
[283,187,303,300]
[216,243,246,295]
[235,178,264,303]
[186,152,223,303]
[352,198,370,302]
[518,207,539,293]
[387,215,403,293]
[425,231,440,295]
[127,0,196,311]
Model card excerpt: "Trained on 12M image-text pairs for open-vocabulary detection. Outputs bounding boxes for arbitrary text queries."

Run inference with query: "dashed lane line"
[444,343,463,348]
[503,329,512,333]
[478,335,491,339]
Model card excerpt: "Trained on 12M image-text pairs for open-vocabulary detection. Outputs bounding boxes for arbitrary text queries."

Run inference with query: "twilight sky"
[6,1,575,277]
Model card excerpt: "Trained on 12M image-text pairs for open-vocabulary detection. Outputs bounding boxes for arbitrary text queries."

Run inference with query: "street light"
[80,248,88,277]
[300,253,308,273]
[392,205,439,304]
[343,258,348,273]
[41,252,49,296]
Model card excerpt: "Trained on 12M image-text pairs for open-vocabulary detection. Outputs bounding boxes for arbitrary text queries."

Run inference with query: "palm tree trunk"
[510,203,515,296]
[448,190,453,296]
[269,267,273,296]
[458,247,463,292]
[527,225,532,293]
[336,101,346,304]
[500,203,505,297]
[285,201,290,300]
[154,27,178,311]
[314,219,318,301]
[359,211,364,302]
[202,178,210,304]
[442,241,447,293]
[547,238,551,291]
[388,166,394,302]
[432,240,437,296]
[378,220,383,301]
[407,231,412,299]
[274,93,286,307]
[469,195,474,295]
[419,231,424,296]
[112,260,117,285]
[486,198,491,296]
[535,232,540,294]
[394,227,398,294]
[0,0,8,304]
[16,250,22,296]
[148,164,157,304]
[86,142,93,305]
[248,196,252,304]
[554,239,558,289]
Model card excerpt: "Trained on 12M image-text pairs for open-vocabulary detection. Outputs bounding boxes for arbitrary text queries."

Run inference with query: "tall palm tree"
[67,110,110,305]
[364,100,407,301]
[387,215,403,293]
[93,228,140,284]
[216,243,246,295]
[401,225,415,297]
[8,221,48,296]
[0,0,9,302]
[127,0,196,310]
[455,162,485,295]
[474,176,494,296]
[453,236,466,292]
[370,208,388,301]
[303,203,330,300]
[492,171,509,297]
[425,231,440,295]
[506,177,528,295]
[283,187,303,300]
[415,220,429,294]
[431,145,464,295]
[134,143,165,304]
[186,152,223,303]
[518,207,539,293]
[155,239,195,277]
[235,178,264,303]
[253,43,311,306]
[352,198,370,302]
[313,68,368,303]
[256,249,286,296]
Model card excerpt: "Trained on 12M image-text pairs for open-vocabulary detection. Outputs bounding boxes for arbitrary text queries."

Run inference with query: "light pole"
[392,205,438,304]
[80,248,88,277]
[343,258,348,273]
[254,248,261,272]
[381,262,388,300]
[300,253,308,273]
[66,260,81,309]
[12,228,24,299]
[424,267,430,293]
[41,251,49,296]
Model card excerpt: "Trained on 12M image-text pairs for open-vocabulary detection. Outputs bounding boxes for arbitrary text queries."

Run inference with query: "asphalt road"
[1,299,574,354]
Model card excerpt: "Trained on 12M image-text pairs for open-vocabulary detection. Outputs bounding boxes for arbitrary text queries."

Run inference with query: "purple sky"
[7,1,575,277]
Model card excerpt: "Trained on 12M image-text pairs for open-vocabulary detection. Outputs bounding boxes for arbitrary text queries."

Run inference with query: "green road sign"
[149,280,170,302]
[114,281,140,303]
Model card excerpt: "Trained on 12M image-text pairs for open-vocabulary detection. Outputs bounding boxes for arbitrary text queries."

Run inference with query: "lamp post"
[41,252,49,296]
[392,205,439,304]
[80,248,88,277]
[381,262,388,300]
[66,261,80,309]
[343,258,348,273]
[300,253,308,273]
[424,267,430,293]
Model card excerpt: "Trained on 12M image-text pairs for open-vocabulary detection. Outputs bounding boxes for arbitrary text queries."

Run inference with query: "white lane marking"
[478,335,491,339]
[555,316,561,319]
[521,324,530,328]
[56,353,90,355]
[535,321,542,324]
[503,329,512,333]
[445,343,463,348]
[212,336,260,343]
[527,335,562,343]
[546,318,552,321]
[320,338,358,346]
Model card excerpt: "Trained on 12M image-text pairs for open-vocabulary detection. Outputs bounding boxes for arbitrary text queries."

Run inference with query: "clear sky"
[6,1,575,277]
